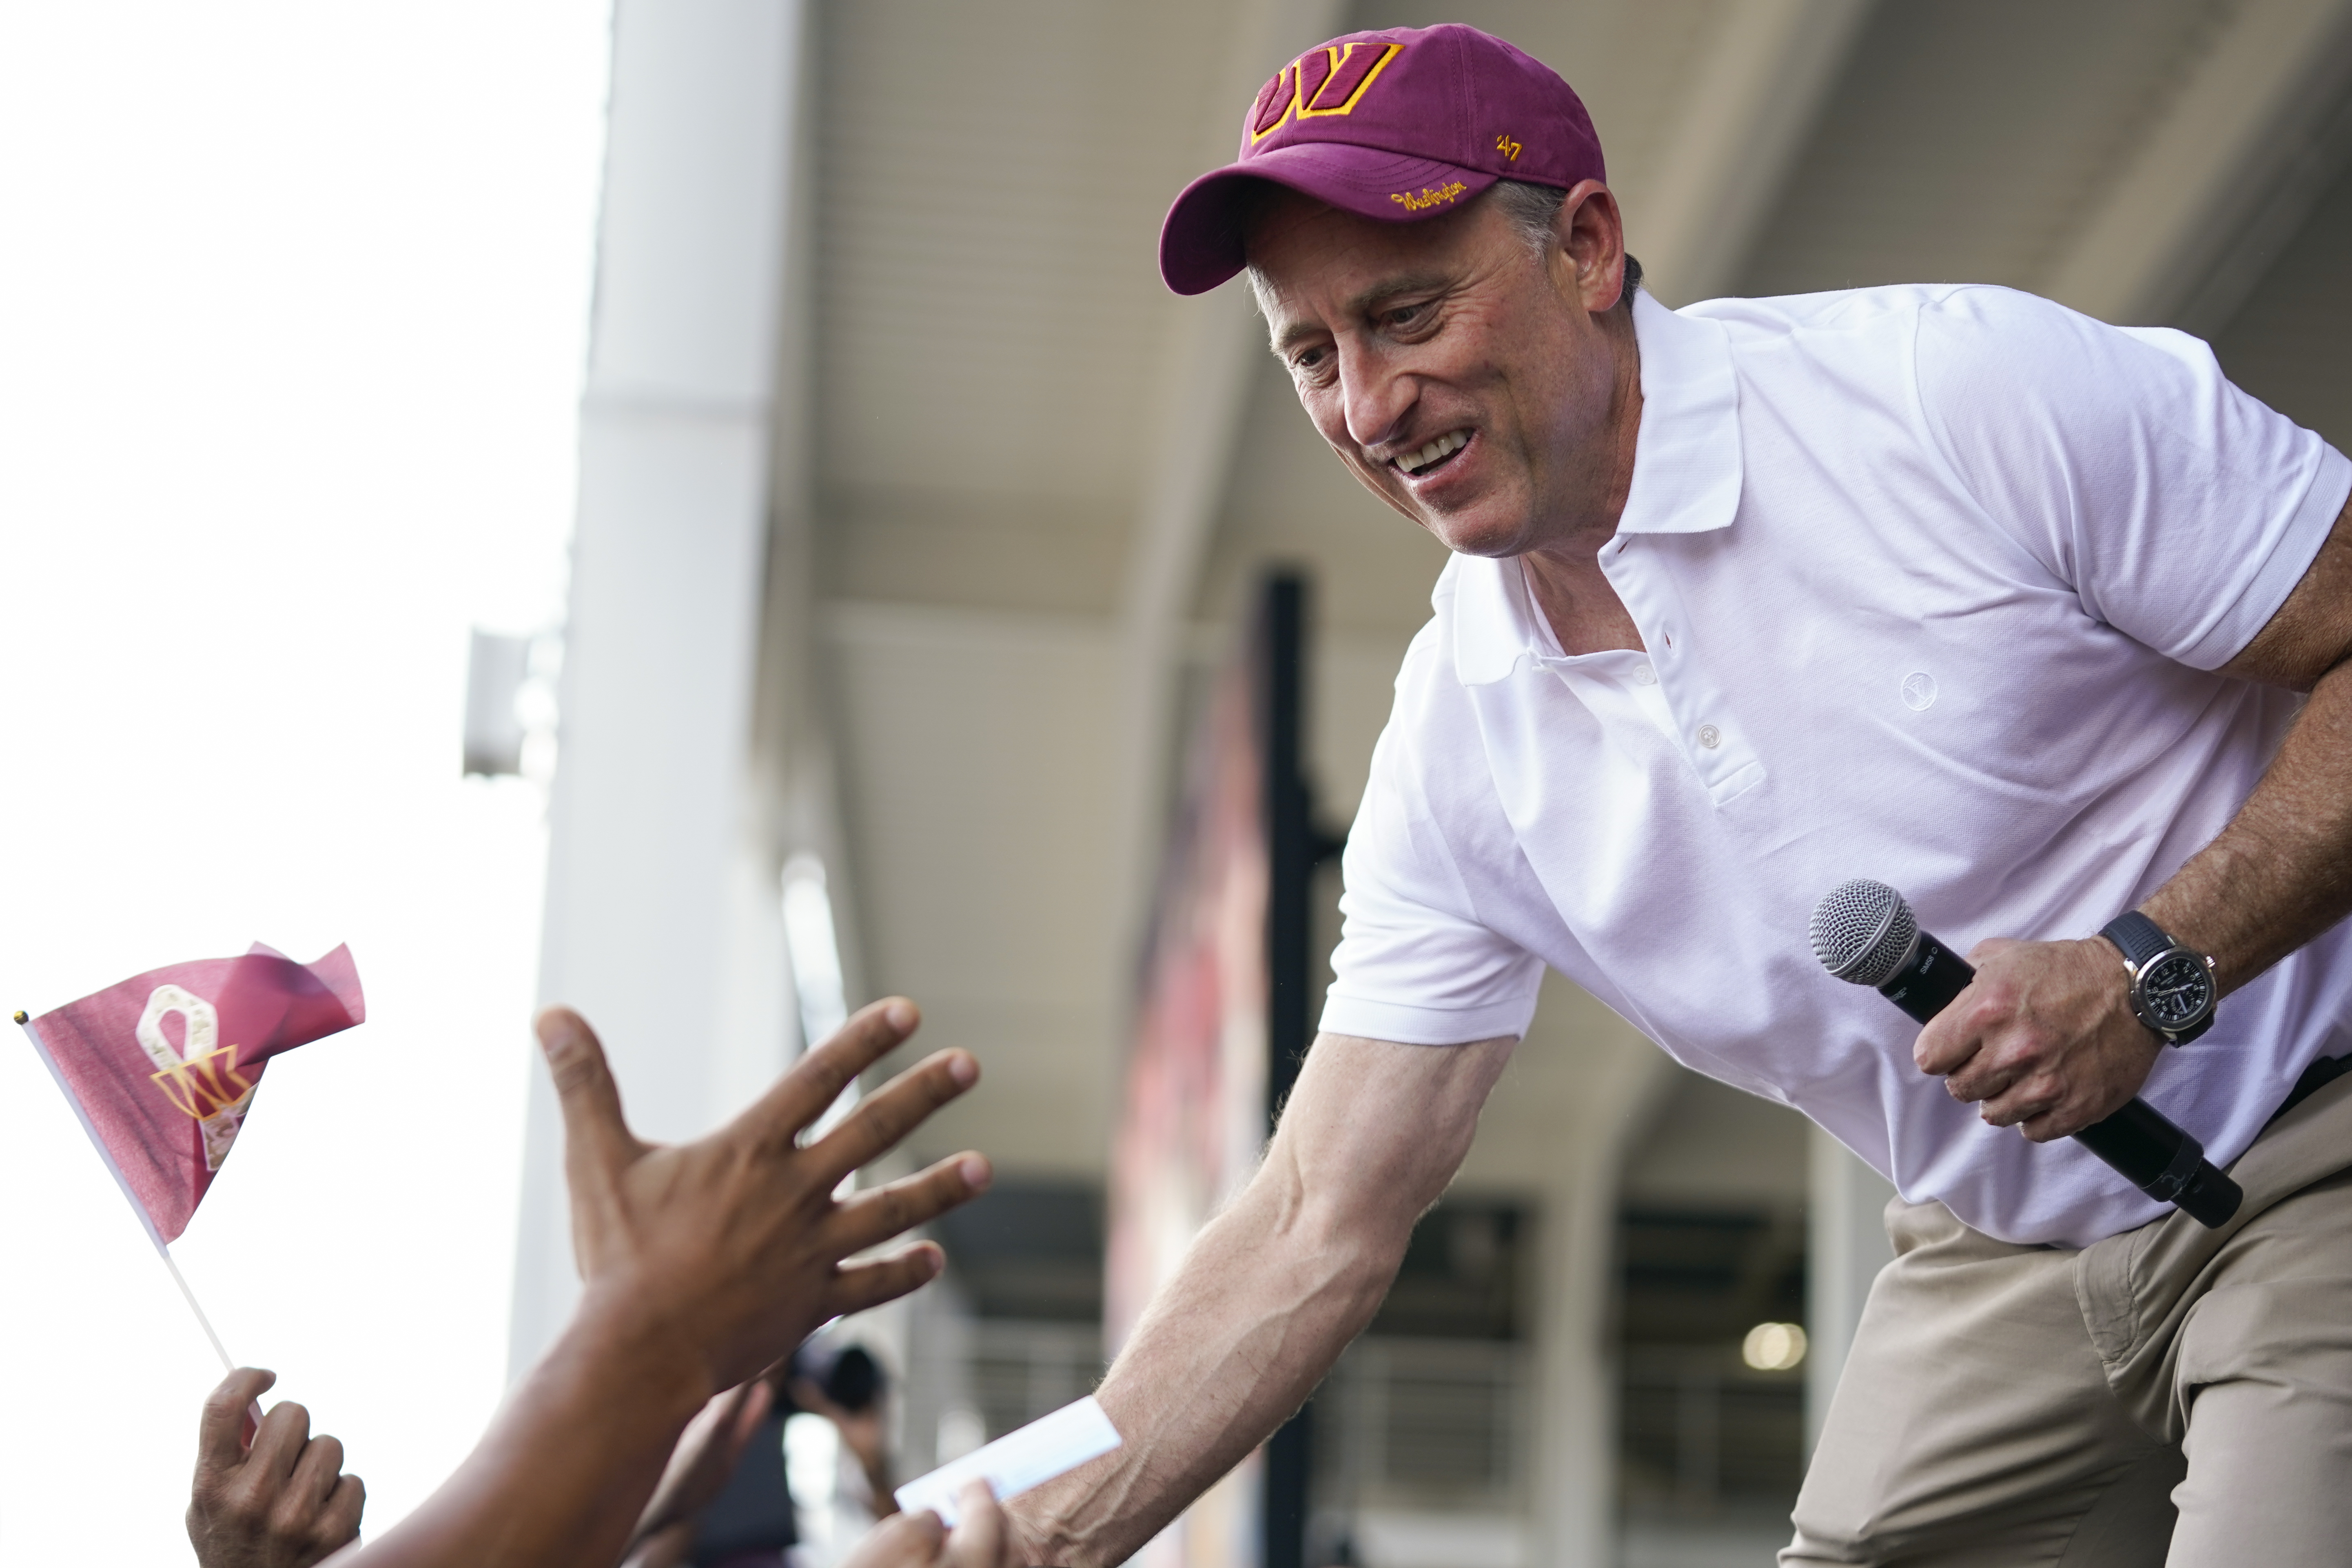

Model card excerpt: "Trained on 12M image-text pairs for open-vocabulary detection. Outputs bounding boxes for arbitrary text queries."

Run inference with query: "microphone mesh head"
[1811,879,1917,986]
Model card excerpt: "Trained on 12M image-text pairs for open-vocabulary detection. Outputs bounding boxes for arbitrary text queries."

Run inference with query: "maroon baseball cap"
[1159,24,1606,296]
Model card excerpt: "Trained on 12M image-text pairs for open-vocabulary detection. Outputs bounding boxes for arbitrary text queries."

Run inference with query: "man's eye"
[1291,345,1330,373]
[1384,303,1427,328]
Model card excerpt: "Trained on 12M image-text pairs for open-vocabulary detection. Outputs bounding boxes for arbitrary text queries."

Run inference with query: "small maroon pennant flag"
[21,945,364,1243]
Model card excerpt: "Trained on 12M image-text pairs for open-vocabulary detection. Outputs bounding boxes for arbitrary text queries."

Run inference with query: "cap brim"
[1157,144,1501,296]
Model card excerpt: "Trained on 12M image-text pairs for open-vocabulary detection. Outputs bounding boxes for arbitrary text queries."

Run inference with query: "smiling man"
[1011,23,2352,1566]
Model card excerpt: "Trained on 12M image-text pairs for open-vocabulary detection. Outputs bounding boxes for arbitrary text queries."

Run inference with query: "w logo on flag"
[1248,40,1404,144]
[136,984,258,1170]
[21,944,363,1242]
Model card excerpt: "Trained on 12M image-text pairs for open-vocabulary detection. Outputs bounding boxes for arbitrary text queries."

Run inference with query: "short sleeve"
[1914,286,2351,670]
[1319,648,1546,1046]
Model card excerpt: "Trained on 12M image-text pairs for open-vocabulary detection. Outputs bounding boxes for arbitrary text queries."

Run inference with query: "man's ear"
[1551,180,1626,314]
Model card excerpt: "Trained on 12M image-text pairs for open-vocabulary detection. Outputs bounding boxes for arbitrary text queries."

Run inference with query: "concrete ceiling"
[801,0,2352,1182]
[811,0,1247,618]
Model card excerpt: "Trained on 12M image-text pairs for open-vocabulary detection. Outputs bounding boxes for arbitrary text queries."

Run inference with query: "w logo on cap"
[1248,40,1405,144]
[1165,24,1606,296]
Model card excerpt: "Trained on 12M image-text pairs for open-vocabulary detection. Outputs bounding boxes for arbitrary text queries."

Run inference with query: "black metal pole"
[1264,574,1314,1126]
[1259,572,1315,1568]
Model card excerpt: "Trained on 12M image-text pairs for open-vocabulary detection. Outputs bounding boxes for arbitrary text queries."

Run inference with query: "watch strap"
[2101,910,2172,971]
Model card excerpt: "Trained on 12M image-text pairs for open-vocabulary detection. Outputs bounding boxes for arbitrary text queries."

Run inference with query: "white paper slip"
[893,1395,1122,1527]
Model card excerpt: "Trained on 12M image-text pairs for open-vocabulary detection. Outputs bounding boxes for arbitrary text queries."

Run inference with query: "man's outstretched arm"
[1009,1029,1516,1566]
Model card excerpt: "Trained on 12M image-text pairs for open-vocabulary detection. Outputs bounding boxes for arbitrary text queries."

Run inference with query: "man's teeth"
[1397,430,1468,474]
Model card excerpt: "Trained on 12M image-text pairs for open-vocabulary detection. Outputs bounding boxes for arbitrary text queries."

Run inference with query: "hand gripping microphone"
[1810,879,2242,1229]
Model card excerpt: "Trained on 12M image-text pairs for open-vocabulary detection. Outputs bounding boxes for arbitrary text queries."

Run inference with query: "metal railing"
[1618,1344,1804,1515]
[1313,1336,1530,1510]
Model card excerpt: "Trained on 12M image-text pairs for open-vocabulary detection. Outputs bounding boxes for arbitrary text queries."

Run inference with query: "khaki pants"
[1785,1072,2352,1566]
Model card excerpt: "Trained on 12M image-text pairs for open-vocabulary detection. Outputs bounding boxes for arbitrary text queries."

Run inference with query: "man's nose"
[1339,345,1414,452]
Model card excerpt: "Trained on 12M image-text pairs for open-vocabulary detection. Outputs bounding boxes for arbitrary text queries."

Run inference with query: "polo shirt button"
[1633,662,1657,685]
[1697,724,1722,749]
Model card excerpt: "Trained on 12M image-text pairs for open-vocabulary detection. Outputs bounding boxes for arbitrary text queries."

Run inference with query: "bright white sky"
[0,4,610,1561]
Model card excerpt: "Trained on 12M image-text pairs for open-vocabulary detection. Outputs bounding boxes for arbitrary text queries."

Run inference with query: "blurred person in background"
[787,1343,901,1544]
[1011,21,2352,1568]
[626,1341,900,1568]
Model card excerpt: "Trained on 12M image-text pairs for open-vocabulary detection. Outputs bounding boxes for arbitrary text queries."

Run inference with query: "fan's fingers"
[842,1510,947,1568]
[808,1050,980,1183]
[829,1154,991,1256]
[317,1473,366,1551]
[824,1241,949,1320]
[738,998,923,1154]
[244,1400,313,1483]
[195,1368,276,1478]
[536,1007,645,1197]
[947,1481,1008,1568]
[726,1380,776,1453]
[670,1383,755,1482]
[287,1433,346,1511]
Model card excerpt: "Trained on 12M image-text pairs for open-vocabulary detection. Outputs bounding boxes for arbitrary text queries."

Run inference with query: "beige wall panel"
[1310,628,1419,824]
[824,490,1130,617]
[1455,978,1663,1191]
[1199,355,1454,638]
[1621,1067,1810,1210]
[1744,0,2230,298]
[825,604,1124,1176]
[2215,153,2352,452]
[815,0,1244,523]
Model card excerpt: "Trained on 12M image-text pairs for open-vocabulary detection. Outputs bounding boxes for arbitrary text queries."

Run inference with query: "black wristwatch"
[2099,911,2218,1045]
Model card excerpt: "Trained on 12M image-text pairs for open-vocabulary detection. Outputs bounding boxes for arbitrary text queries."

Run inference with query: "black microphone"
[1810,879,2241,1229]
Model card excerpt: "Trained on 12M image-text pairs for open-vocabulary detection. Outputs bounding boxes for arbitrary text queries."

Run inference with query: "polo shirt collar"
[1452,291,1744,685]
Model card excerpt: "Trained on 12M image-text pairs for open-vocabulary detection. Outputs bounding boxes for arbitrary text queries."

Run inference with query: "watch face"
[2141,953,2215,1029]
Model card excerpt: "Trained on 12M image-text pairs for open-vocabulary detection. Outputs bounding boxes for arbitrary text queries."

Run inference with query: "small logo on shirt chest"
[1901,671,1938,712]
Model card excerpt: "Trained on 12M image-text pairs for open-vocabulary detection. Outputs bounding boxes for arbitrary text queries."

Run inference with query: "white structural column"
[1804,1126,1898,1453]
[511,0,804,1377]
[1529,1032,1675,1568]
[2043,0,2352,325]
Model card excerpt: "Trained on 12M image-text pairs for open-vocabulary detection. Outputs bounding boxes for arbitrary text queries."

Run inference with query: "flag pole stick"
[159,1245,237,1375]
[18,1010,239,1374]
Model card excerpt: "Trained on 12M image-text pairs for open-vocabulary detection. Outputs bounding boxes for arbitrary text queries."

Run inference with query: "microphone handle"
[1875,930,2243,1228]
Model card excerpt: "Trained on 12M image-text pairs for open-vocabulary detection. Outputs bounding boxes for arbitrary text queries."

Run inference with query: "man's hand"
[1917,503,2352,1148]
[845,1482,1020,1568]
[1913,936,2160,1140]
[543,996,991,1399]
[187,1368,365,1568]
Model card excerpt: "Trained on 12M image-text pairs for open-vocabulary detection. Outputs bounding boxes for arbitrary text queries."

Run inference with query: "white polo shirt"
[1320,283,2352,1248]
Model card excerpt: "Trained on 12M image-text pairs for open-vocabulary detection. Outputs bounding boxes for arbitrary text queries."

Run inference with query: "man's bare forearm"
[339,1291,709,1568]
[2148,660,2352,989]
[2150,501,2352,989]
[1013,1032,1516,1566]
[1044,1141,1395,1562]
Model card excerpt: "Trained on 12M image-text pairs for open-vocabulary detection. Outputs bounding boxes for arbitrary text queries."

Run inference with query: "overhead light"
[1742,1321,1807,1371]
[461,627,562,782]
[461,630,530,776]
